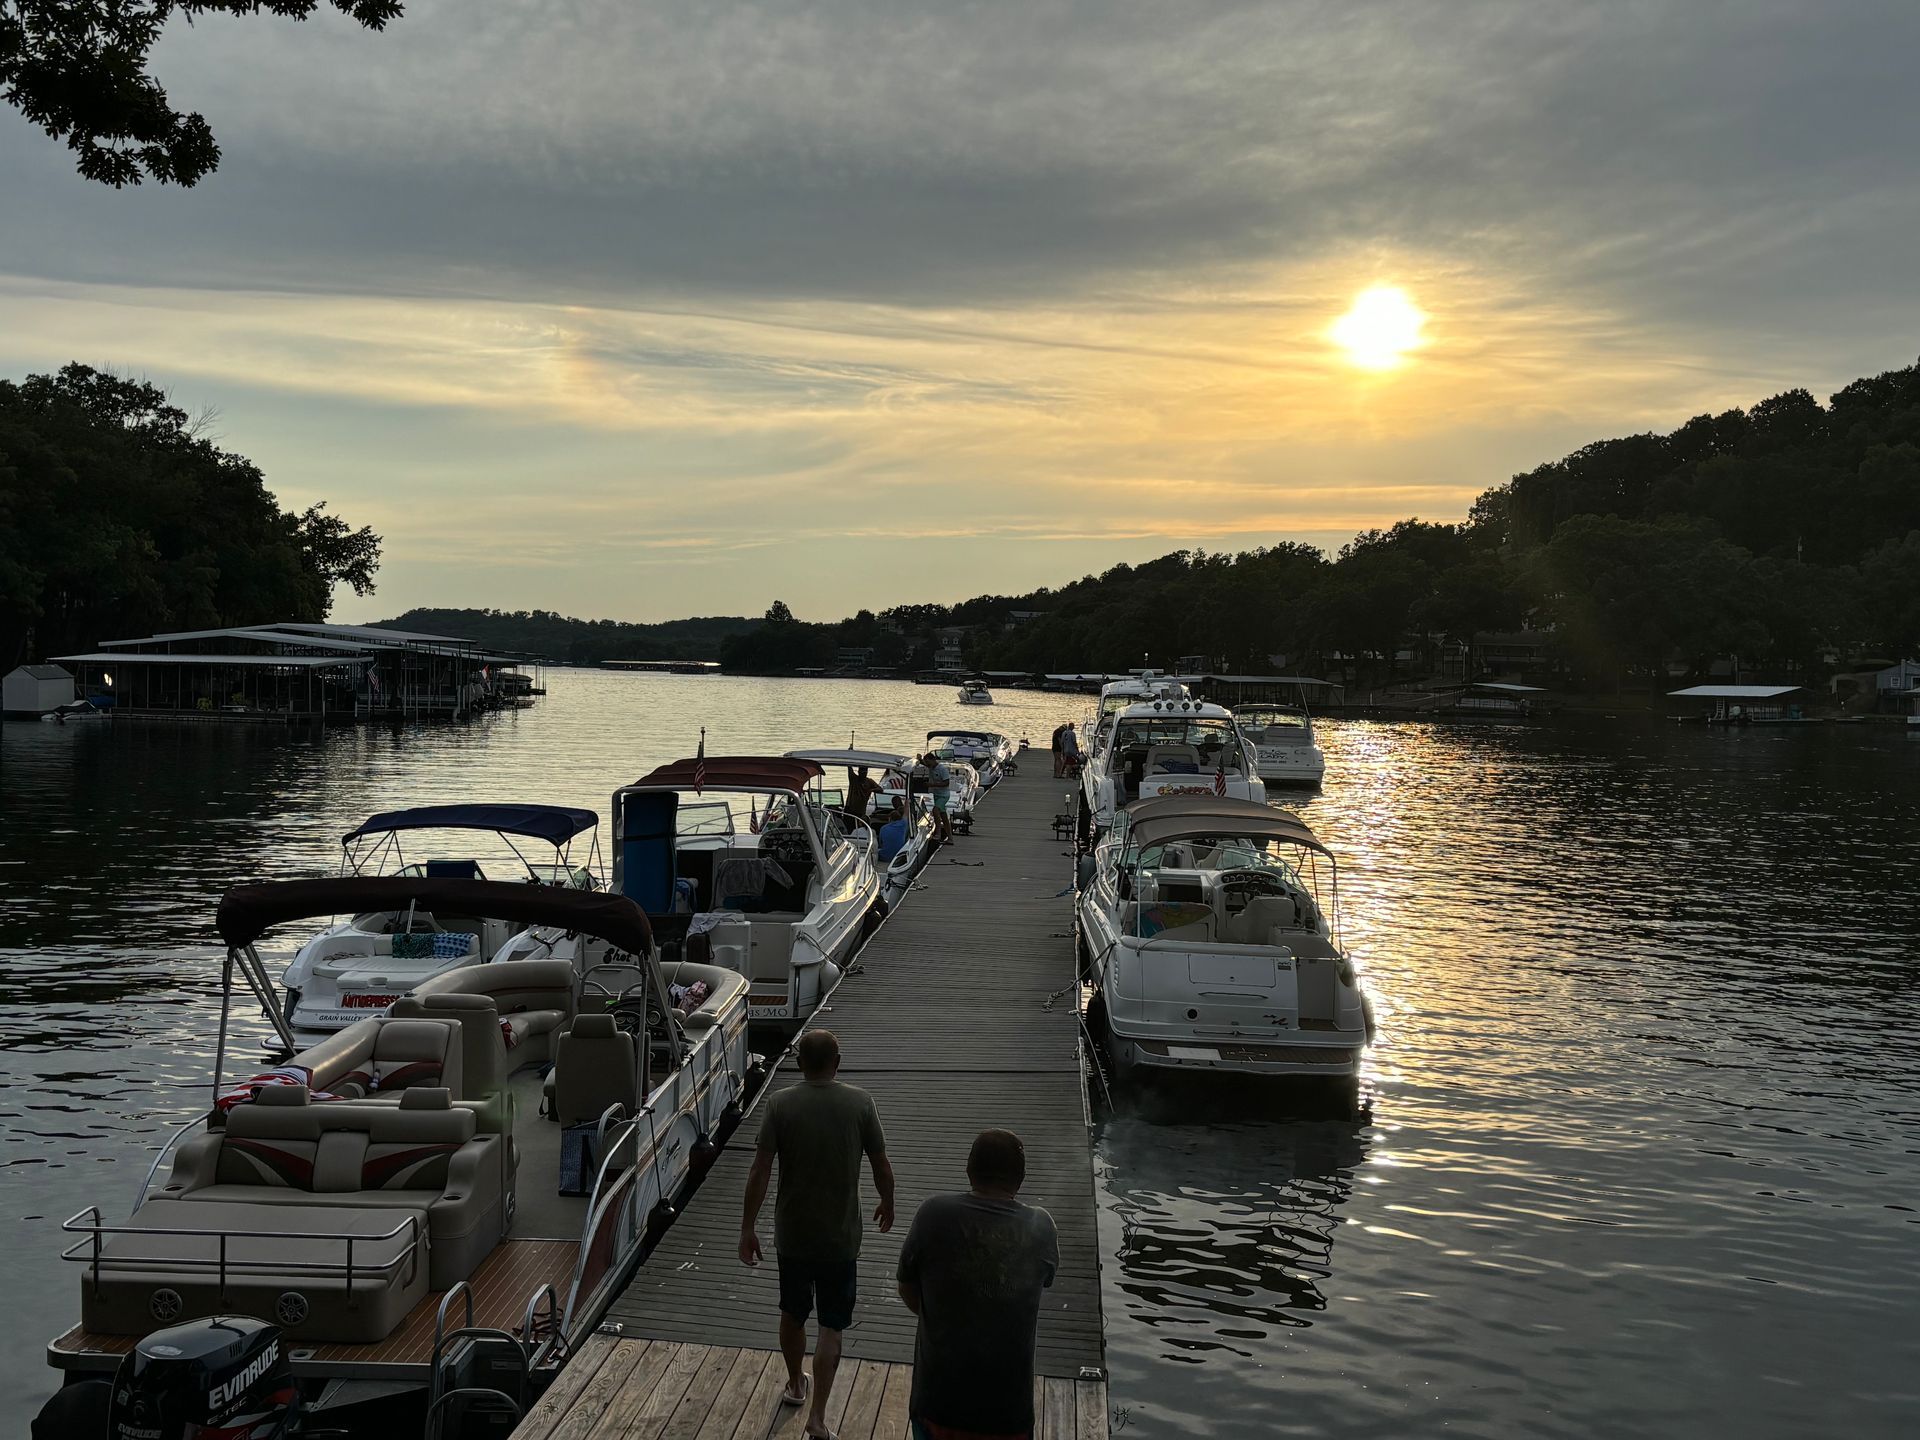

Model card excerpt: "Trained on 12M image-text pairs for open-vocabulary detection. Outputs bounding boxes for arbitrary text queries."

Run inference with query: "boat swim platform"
[521,761,1106,1435]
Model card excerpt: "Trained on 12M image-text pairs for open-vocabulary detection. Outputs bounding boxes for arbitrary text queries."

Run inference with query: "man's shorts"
[778,1255,858,1330]
[932,793,950,811]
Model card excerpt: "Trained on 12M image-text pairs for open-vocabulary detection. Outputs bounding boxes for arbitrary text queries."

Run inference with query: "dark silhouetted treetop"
[0,1,402,187]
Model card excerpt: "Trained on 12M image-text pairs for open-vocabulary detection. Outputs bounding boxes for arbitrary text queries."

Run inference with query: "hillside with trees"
[376,608,755,665]
[717,358,1920,688]
[0,363,382,666]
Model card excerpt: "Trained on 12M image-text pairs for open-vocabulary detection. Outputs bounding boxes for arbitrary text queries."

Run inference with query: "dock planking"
[516,760,1106,1437]
[514,1341,1108,1440]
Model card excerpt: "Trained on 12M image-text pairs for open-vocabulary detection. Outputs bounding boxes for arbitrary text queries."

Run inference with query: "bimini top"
[628,755,824,793]
[1127,794,1332,858]
[218,877,653,954]
[785,747,914,771]
[342,803,599,848]
[926,729,1001,743]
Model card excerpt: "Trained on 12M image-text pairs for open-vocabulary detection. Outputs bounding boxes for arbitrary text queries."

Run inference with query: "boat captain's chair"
[549,1014,640,1127]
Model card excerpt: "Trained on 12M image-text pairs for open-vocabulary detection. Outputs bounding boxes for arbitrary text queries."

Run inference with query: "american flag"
[694,729,706,793]
[1214,752,1228,795]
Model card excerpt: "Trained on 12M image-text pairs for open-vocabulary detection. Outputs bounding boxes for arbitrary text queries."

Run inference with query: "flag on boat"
[694,729,706,793]
[1214,752,1227,795]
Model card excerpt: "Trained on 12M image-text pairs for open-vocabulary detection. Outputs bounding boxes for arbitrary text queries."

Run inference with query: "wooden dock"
[518,761,1105,1436]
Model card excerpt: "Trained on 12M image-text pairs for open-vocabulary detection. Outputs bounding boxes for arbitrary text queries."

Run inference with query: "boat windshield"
[1136,838,1303,883]
[1239,707,1308,731]
[1109,716,1245,769]
[677,800,737,838]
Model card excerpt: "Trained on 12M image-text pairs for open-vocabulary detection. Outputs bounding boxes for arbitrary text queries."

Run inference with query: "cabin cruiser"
[957,680,994,705]
[1078,696,1265,841]
[41,877,749,1429]
[1083,671,1190,755]
[785,747,941,908]
[280,804,603,1035]
[611,756,883,1035]
[1078,795,1371,1085]
[1234,705,1327,786]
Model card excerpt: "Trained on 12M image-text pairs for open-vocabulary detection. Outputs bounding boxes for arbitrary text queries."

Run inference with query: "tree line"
[720,359,1920,688]
[377,608,756,665]
[0,363,382,666]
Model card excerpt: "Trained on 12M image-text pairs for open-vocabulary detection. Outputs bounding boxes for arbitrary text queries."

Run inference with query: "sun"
[1330,286,1427,370]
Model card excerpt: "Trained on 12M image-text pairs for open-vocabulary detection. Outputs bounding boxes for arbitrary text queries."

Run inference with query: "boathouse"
[2,663,76,718]
[49,622,539,725]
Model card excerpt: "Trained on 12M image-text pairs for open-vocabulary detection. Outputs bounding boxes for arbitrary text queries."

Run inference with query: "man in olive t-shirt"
[897,1129,1060,1440]
[741,1030,895,1439]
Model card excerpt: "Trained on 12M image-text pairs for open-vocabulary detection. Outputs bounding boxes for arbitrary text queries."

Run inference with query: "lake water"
[3,671,1917,1436]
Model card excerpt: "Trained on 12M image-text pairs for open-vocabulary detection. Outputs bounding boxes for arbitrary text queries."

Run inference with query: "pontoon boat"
[280,804,604,1035]
[611,757,883,1035]
[1078,795,1371,1085]
[42,877,749,1430]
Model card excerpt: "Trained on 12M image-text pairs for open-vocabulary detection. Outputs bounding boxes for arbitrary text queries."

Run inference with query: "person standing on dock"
[896,1129,1060,1440]
[926,750,954,841]
[1049,722,1068,777]
[740,1030,896,1438]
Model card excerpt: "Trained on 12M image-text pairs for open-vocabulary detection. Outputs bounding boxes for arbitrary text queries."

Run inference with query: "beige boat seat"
[289,1015,464,1100]
[415,958,575,1065]
[1221,895,1299,945]
[389,992,510,1132]
[1145,744,1203,774]
[549,1013,639,1127]
[159,1086,504,1289]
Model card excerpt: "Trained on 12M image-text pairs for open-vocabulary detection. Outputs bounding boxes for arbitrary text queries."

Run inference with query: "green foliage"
[373,609,757,666]
[0,1,403,186]
[0,362,381,664]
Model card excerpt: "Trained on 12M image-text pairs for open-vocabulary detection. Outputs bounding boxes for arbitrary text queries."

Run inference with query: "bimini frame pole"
[213,949,235,1106]
[232,942,300,1057]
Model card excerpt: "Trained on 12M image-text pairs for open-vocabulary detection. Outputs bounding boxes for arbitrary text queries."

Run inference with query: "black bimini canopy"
[343,804,599,848]
[217,877,653,955]
[1127,795,1332,858]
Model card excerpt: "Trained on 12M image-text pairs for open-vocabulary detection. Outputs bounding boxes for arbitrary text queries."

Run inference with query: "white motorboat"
[926,729,1005,788]
[1078,695,1265,842]
[928,726,1018,769]
[785,747,940,908]
[40,699,109,723]
[1082,671,1189,755]
[611,755,883,1034]
[280,804,605,1035]
[42,876,750,1426]
[957,680,994,705]
[1234,704,1327,787]
[1079,795,1372,1085]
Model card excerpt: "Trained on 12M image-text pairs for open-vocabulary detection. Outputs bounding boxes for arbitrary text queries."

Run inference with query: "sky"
[2,0,1918,624]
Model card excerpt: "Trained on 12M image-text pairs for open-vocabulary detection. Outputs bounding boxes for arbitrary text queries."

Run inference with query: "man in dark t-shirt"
[742,1030,895,1438]
[897,1129,1060,1440]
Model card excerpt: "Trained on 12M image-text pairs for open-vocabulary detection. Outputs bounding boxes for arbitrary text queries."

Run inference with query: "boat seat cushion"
[288,1016,464,1100]
[1221,895,1298,945]
[551,1013,639,1127]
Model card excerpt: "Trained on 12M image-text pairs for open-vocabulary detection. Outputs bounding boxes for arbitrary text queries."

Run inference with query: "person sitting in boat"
[875,800,910,863]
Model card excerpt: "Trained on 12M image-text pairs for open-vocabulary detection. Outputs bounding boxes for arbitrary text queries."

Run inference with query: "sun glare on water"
[1331,286,1427,370]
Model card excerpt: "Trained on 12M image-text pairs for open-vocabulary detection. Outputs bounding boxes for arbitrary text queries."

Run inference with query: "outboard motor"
[109,1315,298,1439]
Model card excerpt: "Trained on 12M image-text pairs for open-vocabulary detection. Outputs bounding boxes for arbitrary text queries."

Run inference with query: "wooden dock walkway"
[517,762,1105,1436]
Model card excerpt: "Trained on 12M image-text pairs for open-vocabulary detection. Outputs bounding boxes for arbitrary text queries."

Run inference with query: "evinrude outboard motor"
[108,1315,298,1439]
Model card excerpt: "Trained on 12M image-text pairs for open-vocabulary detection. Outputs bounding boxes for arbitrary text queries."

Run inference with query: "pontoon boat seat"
[288,1015,464,1100]
[388,992,510,1132]
[550,1014,639,1127]
[414,958,576,1064]
[158,1086,504,1290]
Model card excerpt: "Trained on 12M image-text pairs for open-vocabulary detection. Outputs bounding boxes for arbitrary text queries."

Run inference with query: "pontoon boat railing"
[135,1114,210,1209]
[62,1207,421,1298]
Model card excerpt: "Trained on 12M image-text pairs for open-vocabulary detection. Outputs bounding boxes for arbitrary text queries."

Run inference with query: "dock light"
[102,673,113,686]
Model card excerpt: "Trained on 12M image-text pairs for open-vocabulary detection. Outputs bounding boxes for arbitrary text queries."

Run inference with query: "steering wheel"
[762,825,812,865]
[610,984,666,1039]
[1219,870,1290,904]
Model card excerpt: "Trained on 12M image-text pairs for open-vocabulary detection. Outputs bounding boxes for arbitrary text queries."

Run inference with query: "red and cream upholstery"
[284,1015,465,1100]
[414,958,575,1064]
